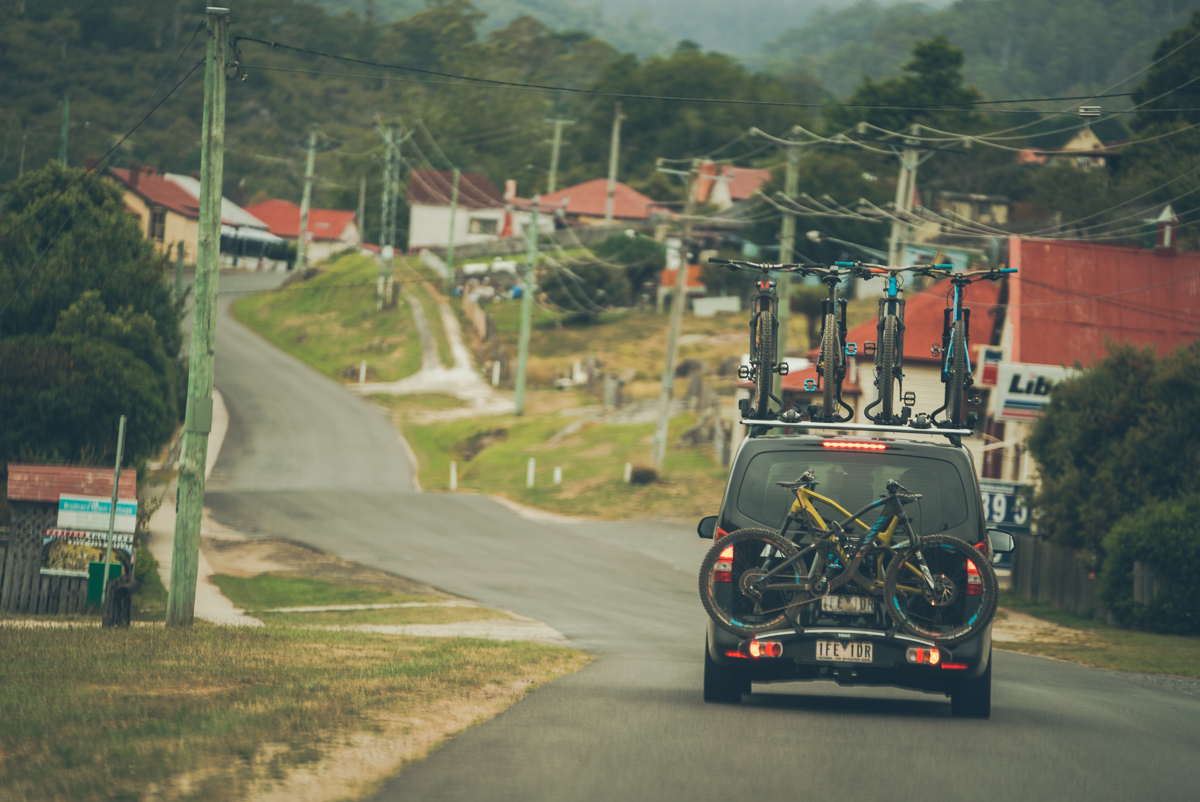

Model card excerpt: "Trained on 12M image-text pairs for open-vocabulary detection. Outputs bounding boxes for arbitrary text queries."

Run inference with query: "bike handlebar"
[707,257,858,280]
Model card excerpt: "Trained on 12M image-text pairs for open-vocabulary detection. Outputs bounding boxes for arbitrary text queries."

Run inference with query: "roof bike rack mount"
[739,420,973,438]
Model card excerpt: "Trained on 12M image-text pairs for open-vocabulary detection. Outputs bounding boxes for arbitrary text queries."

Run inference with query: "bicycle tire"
[820,313,838,420]
[878,315,898,422]
[883,535,998,647]
[946,320,968,426]
[699,528,801,638]
[752,310,776,419]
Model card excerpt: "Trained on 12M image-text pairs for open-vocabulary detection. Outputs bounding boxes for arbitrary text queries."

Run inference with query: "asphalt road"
[204,271,1200,802]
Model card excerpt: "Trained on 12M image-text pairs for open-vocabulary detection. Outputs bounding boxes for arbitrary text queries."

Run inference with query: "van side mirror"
[697,516,717,539]
[988,528,1015,554]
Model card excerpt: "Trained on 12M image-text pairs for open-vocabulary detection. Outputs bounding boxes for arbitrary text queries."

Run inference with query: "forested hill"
[767,0,1192,99]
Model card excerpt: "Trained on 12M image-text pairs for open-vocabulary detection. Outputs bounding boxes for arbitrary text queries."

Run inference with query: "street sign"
[57,494,137,534]
[979,479,1031,532]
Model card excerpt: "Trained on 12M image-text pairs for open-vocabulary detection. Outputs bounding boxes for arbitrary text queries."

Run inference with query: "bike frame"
[811,266,857,422]
[862,270,909,425]
[747,271,781,416]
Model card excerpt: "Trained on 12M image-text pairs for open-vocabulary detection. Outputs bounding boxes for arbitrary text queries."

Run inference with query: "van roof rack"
[741,419,973,445]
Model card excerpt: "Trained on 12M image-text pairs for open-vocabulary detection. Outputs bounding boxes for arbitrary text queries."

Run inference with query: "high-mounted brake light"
[714,545,734,583]
[748,640,783,658]
[823,442,888,451]
[966,559,983,596]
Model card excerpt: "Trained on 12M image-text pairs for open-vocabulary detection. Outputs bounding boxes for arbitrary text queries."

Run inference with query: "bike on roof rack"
[708,258,873,429]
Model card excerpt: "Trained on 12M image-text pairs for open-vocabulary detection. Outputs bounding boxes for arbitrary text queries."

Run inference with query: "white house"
[406,170,552,251]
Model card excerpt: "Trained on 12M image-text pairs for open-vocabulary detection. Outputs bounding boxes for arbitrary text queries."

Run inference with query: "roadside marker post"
[526,458,536,489]
[624,462,632,483]
[553,466,562,485]
[359,360,366,384]
[450,461,457,491]
[99,415,127,613]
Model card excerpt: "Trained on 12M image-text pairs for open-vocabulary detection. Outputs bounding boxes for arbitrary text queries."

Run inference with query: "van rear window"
[735,450,971,534]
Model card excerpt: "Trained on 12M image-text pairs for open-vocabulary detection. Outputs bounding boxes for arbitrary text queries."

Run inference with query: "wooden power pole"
[445,166,459,296]
[651,159,701,472]
[544,117,576,194]
[295,123,318,273]
[603,104,624,226]
[514,197,539,416]
[774,137,800,400]
[167,6,228,627]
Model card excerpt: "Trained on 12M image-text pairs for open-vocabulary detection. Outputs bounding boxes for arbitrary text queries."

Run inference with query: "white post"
[553,466,562,485]
[492,360,501,387]
[449,460,457,491]
[624,462,632,483]
[526,458,536,489]
[359,360,367,384]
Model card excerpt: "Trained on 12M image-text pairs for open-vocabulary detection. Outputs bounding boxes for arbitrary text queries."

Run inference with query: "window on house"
[468,217,498,235]
[149,207,167,242]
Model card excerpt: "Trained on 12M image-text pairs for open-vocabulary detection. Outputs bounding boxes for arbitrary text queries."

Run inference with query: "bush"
[540,261,630,322]
[629,465,658,485]
[1099,492,1200,635]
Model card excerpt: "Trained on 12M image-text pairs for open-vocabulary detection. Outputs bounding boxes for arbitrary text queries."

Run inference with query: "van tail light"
[748,640,783,658]
[966,559,983,596]
[714,545,734,583]
[906,647,941,665]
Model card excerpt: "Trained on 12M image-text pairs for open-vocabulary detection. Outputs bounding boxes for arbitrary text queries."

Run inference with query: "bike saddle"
[777,470,817,490]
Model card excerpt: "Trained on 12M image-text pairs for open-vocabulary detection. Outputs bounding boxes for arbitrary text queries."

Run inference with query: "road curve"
[204,272,1200,802]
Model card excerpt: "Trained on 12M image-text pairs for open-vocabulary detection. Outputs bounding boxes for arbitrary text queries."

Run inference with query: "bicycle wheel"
[751,310,776,419]
[883,535,998,647]
[946,320,968,426]
[699,528,802,638]
[819,313,839,420]
[878,315,898,422]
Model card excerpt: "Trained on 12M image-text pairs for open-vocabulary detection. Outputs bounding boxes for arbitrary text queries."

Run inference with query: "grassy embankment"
[1,571,585,800]
[996,594,1200,679]
[233,252,424,382]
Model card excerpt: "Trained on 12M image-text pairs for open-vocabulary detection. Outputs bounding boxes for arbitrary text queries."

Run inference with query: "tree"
[540,261,629,322]
[0,163,184,468]
[1026,341,1200,556]
[1131,10,1200,130]
[590,232,665,301]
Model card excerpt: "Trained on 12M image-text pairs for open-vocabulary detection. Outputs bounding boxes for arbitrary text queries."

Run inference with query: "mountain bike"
[910,265,1017,427]
[707,258,806,421]
[850,262,953,426]
[698,470,998,647]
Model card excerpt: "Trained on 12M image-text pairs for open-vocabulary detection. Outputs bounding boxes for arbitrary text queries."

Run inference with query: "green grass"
[397,406,728,520]
[232,253,423,382]
[210,572,429,610]
[0,625,585,801]
[257,605,510,627]
[997,594,1200,678]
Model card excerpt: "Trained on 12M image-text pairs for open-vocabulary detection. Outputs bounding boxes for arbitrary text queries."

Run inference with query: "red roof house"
[245,199,359,244]
[538,179,655,223]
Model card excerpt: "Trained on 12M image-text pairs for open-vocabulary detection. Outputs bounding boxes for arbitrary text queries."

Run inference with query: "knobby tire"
[752,310,776,419]
[947,320,967,426]
[820,313,838,420]
[878,315,898,422]
[699,528,800,638]
[882,534,998,647]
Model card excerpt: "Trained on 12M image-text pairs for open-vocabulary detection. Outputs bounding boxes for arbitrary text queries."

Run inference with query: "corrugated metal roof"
[6,463,137,503]
[538,179,655,220]
[1011,238,1200,366]
[407,169,504,209]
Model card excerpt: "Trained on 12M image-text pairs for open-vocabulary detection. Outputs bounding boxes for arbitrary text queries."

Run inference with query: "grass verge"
[0,625,585,801]
[997,595,1200,679]
[232,253,422,382]
[375,396,729,520]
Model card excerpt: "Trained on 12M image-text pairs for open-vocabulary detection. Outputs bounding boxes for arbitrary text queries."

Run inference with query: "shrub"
[629,465,658,485]
[1099,492,1200,635]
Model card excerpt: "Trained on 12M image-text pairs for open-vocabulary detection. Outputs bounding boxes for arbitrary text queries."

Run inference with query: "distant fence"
[1010,534,1103,618]
[420,225,627,262]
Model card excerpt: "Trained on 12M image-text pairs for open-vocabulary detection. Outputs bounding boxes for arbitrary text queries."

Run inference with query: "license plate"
[821,595,874,615]
[816,640,873,663]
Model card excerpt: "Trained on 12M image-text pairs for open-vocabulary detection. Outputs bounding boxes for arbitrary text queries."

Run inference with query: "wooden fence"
[0,502,90,614]
[1010,533,1102,617]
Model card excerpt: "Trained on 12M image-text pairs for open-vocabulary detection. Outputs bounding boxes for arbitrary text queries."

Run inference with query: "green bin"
[87,562,123,606]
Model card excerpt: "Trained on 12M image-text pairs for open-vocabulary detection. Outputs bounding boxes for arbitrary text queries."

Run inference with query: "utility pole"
[775,138,800,399]
[59,92,70,166]
[514,196,539,416]
[168,6,228,628]
[444,166,460,296]
[651,159,701,472]
[603,103,625,226]
[544,117,576,194]
[887,125,929,268]
[18,134,27,178]
[377,124,393,309]
[357,171,367,251]
[295,123,318,273]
